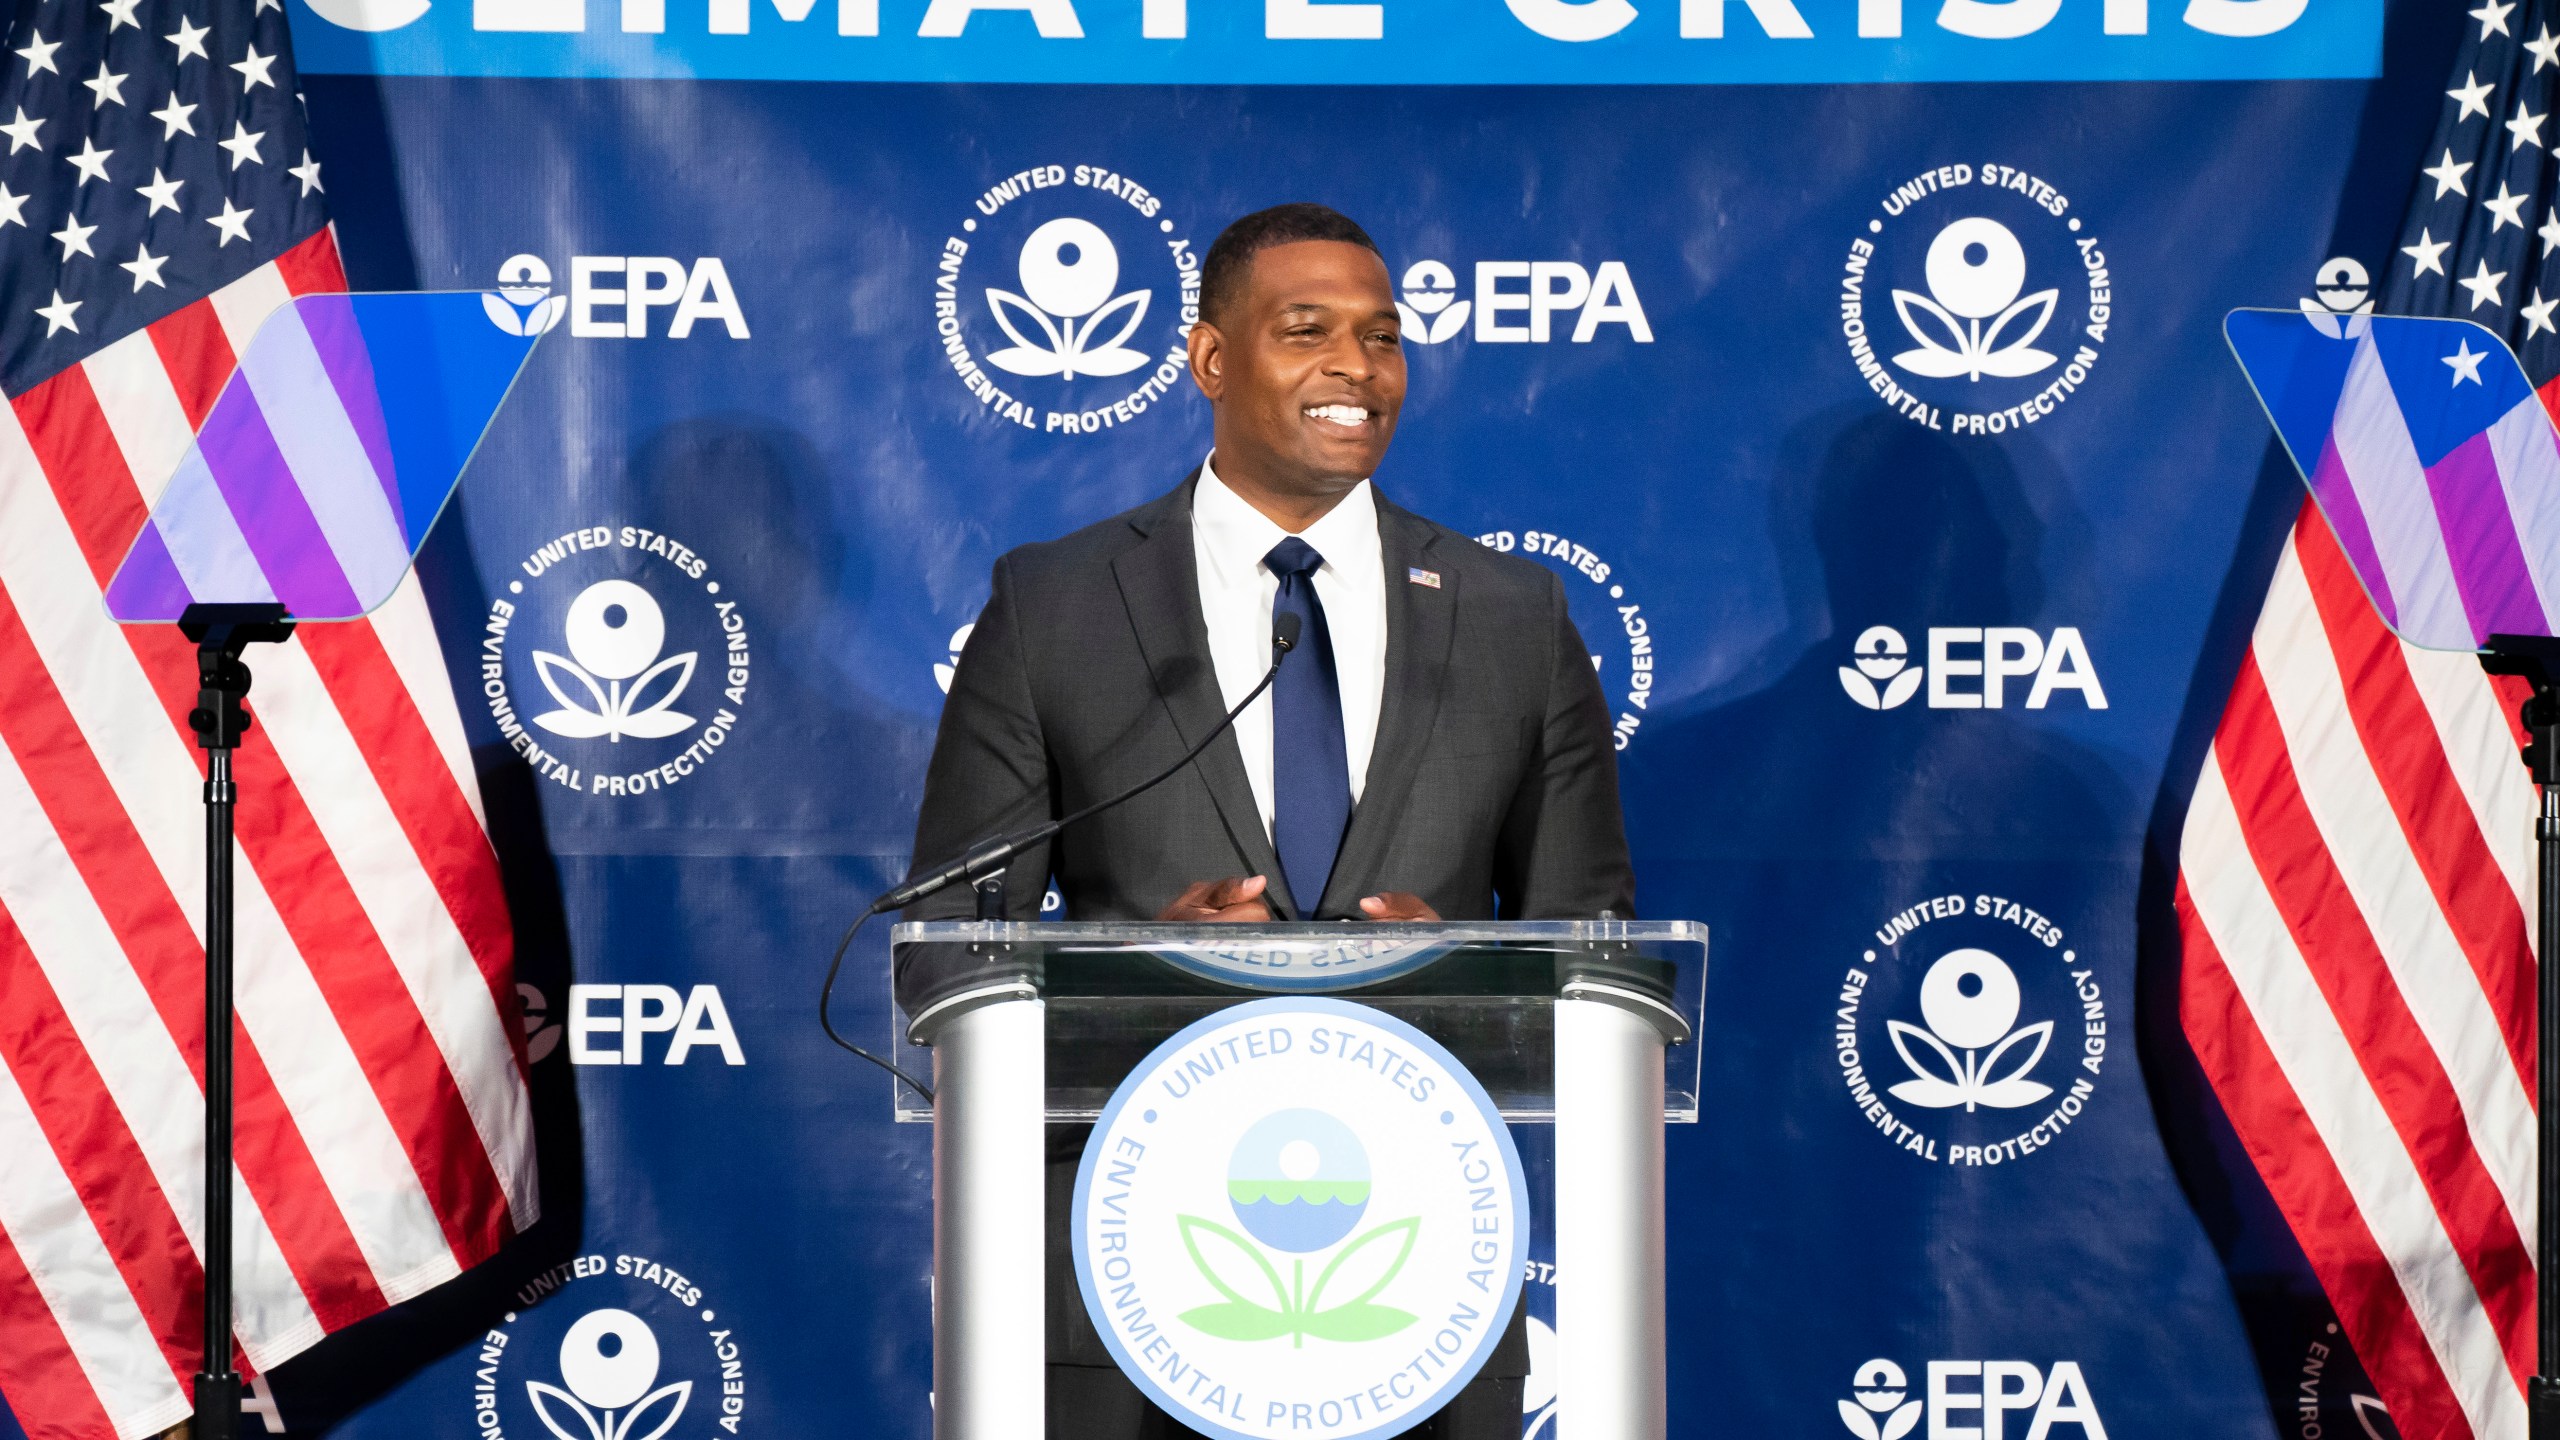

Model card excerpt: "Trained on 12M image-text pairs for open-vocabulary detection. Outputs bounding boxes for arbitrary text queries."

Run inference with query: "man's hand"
[1158,875,1278,922]
[1358,892,1440,922]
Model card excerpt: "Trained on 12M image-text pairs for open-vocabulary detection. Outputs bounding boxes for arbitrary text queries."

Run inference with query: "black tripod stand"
[178,603,294,1440]
[2481,634,2560,1440]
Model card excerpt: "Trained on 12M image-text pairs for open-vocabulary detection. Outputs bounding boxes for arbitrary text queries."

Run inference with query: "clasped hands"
[1156,874,1440,923]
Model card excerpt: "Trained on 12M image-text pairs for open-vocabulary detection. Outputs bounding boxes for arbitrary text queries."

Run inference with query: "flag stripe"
[0,1225,124,1440]
[299,617,522,1059]
[2183,751,2522,1439]
[0,1045,190,1440]
[2399,638,2538,923]
[360,573,491,832]
[2336,340,2470,644]
[2178,889,2477,1440]
[0,917,200,1392]
[2482,397,2560,632]
[233,304,411,603]
[2423,432,2546,642]
[2212,656,2534,1381]
[83,335,203,532]
[0,706,325,1360]
[2294,511,2537,1092]
[193,381,364,617]
[252,634,532,1224]
[2252,545,2538,1244]
[204,262,297,371]
[142,299,240,431]
[2312,434,2402,626]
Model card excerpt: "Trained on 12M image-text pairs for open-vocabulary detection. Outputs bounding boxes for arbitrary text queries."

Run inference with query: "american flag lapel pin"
[1408,567,1441,589]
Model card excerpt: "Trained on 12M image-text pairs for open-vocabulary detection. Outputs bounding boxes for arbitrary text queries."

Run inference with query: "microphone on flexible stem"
[870,610,1301,917]
[818,614,1301,1101]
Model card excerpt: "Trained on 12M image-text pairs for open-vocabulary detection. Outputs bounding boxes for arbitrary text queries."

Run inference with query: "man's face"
[1190,239,1406,498]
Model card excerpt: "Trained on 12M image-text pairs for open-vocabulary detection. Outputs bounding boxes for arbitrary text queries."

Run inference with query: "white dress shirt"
[1191,456,1388,842]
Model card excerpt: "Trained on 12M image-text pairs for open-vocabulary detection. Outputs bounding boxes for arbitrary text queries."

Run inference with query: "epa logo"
[1840,163,2112,436]
[567,983,745,1066]
[485,252,749,339]
[1395,257,1651,345]
[484,254,568,336]
[1890,217,2057,382]
[986,218,1153,379]
[1839,626,1924,710]
[1837,625,2107,711]
[1836,893,2107,1167]
[483,524,752,798]
[475,1253,748,1440]
[1838,1358,2109,1440]
[1886,949,2051,1113]
[532,581,699,743]
[935,163,1201,436]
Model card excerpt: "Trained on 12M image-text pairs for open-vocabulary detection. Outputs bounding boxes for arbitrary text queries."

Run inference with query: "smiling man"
[903,202,1636,1436]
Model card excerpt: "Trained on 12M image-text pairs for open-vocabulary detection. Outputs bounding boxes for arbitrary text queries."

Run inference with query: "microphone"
[867,612,1302,917]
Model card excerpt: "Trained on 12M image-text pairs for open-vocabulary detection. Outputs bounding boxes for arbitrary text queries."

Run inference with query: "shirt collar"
[1195,454,1379,580]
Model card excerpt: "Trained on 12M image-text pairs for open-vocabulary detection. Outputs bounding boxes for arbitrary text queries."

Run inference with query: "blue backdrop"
[0,2,2479,1435]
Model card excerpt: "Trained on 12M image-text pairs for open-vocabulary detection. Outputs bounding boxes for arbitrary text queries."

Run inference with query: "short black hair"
[1199,203,1381,327]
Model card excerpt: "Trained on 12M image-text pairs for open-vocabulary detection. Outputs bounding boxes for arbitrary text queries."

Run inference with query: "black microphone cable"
[818,908,936,1103]
[818,614,1303,1106]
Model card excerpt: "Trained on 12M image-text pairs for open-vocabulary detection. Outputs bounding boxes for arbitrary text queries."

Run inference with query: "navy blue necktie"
[1265,537,1351,918]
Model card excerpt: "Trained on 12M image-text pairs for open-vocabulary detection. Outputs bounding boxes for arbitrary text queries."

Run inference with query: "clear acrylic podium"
[889,920,1707,1440]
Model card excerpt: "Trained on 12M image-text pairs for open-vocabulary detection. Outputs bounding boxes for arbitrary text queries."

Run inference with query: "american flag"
[0,0,536,1433]
[2176,5,2560,1439]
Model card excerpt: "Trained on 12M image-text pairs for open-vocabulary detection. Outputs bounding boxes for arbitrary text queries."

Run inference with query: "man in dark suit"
[904,203,1635,1438]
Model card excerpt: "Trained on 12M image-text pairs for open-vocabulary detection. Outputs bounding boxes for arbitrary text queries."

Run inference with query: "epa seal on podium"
[1073,997,1528,1440]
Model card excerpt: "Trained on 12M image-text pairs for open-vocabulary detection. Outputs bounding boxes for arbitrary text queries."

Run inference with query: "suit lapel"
[1318,496,1454,917]
[1110,475,1294,913]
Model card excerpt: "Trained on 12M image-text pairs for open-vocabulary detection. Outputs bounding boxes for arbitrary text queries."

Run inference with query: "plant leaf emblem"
[1974,289,2058,378]
[984,288,1071,377]
[482,292,528,336]
[615,652,697,739]
[1178,1215,1290,1314]
[1971,1020,2055,1110]
[1889,290,1976,378]
[1840,1400,1882,1440]
[612,1380,693,1440]
[524,1381,607,1440]
[530,652,615,739]
[1840,667,1883,709]
[1065,290,1152,377]
[1175,1213,1421,1346]
[1885,1019,1968,1108]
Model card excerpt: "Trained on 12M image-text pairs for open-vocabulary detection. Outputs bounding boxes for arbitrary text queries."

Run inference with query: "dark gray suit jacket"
[900,475,1635,972]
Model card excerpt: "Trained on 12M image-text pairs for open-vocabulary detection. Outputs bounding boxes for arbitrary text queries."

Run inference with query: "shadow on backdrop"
[1623,408,2131,873]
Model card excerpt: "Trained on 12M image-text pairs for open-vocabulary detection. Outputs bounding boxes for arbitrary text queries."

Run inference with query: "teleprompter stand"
[2480,635,2560,1440]
[179,602,294,1440]
[98,290,546,1432]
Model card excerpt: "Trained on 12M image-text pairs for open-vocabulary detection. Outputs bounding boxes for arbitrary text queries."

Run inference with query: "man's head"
[1188,204,1405,516]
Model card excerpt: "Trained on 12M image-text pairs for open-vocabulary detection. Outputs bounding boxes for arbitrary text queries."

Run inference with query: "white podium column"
[931,995,1044,1438]
[1553,990,1670,1440]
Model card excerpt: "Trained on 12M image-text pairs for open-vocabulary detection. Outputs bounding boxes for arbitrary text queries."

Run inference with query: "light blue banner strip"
[290,0,2381,83]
